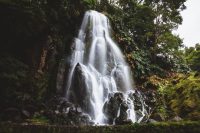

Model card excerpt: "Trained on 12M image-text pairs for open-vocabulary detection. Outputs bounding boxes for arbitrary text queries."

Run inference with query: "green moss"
[1,121,199,133]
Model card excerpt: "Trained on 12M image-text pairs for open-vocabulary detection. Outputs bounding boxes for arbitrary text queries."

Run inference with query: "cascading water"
[65,10,147,125]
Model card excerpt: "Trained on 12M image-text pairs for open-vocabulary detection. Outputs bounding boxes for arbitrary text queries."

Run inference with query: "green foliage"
[185,44,200,72]
[101,0,188,83]
[83,0,98,9]
[163,73,200,120]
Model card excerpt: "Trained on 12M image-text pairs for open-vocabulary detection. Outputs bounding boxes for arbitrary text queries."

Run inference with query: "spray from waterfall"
[65,10,147,124]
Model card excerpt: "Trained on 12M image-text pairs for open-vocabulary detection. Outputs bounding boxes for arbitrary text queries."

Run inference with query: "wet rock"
[103,90,149,124]
[44,96,93,126]
[69,63,94,117]
[114,92,124,103]
[128,90,149,122]
[118,101,129,119]
[128,90,143,110]
[115,101,129,125]
[103,92,124,124]
[80,114,94,125]
[66,106,93,126]
[135,110,144,122]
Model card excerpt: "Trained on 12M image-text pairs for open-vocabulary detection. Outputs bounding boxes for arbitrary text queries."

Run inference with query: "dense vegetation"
[163,72,200,120]
[0,0,199,126]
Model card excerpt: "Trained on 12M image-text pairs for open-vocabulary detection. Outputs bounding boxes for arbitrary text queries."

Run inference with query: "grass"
[0,121,199,133]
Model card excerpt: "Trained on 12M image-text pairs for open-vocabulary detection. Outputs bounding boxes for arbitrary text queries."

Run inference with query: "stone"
[44,96,94,126]
[103,92,127,124]
[148,119,158,123]
[171,116,182,122]
[69,63,94,116]
[118,101,128,120]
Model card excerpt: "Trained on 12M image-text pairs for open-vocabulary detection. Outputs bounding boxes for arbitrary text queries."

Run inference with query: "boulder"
[115,101,130,125]
[171,116,182,122]
[44,96,94,126]
[103,92,124,124]
[69,63,94,117]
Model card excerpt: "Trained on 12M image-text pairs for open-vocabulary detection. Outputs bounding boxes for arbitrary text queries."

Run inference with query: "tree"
[185,43,200,72]
[103,0,188,80]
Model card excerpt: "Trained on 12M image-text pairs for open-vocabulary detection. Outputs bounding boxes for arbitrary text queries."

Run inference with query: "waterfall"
[65,10,147,125]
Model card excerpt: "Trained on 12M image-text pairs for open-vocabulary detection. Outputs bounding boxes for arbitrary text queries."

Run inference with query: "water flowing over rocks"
[103,92,130,125]
[103,91,148,125]
[64,10,148,125]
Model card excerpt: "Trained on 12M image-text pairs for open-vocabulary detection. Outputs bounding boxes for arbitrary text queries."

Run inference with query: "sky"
[174,0,200,47]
